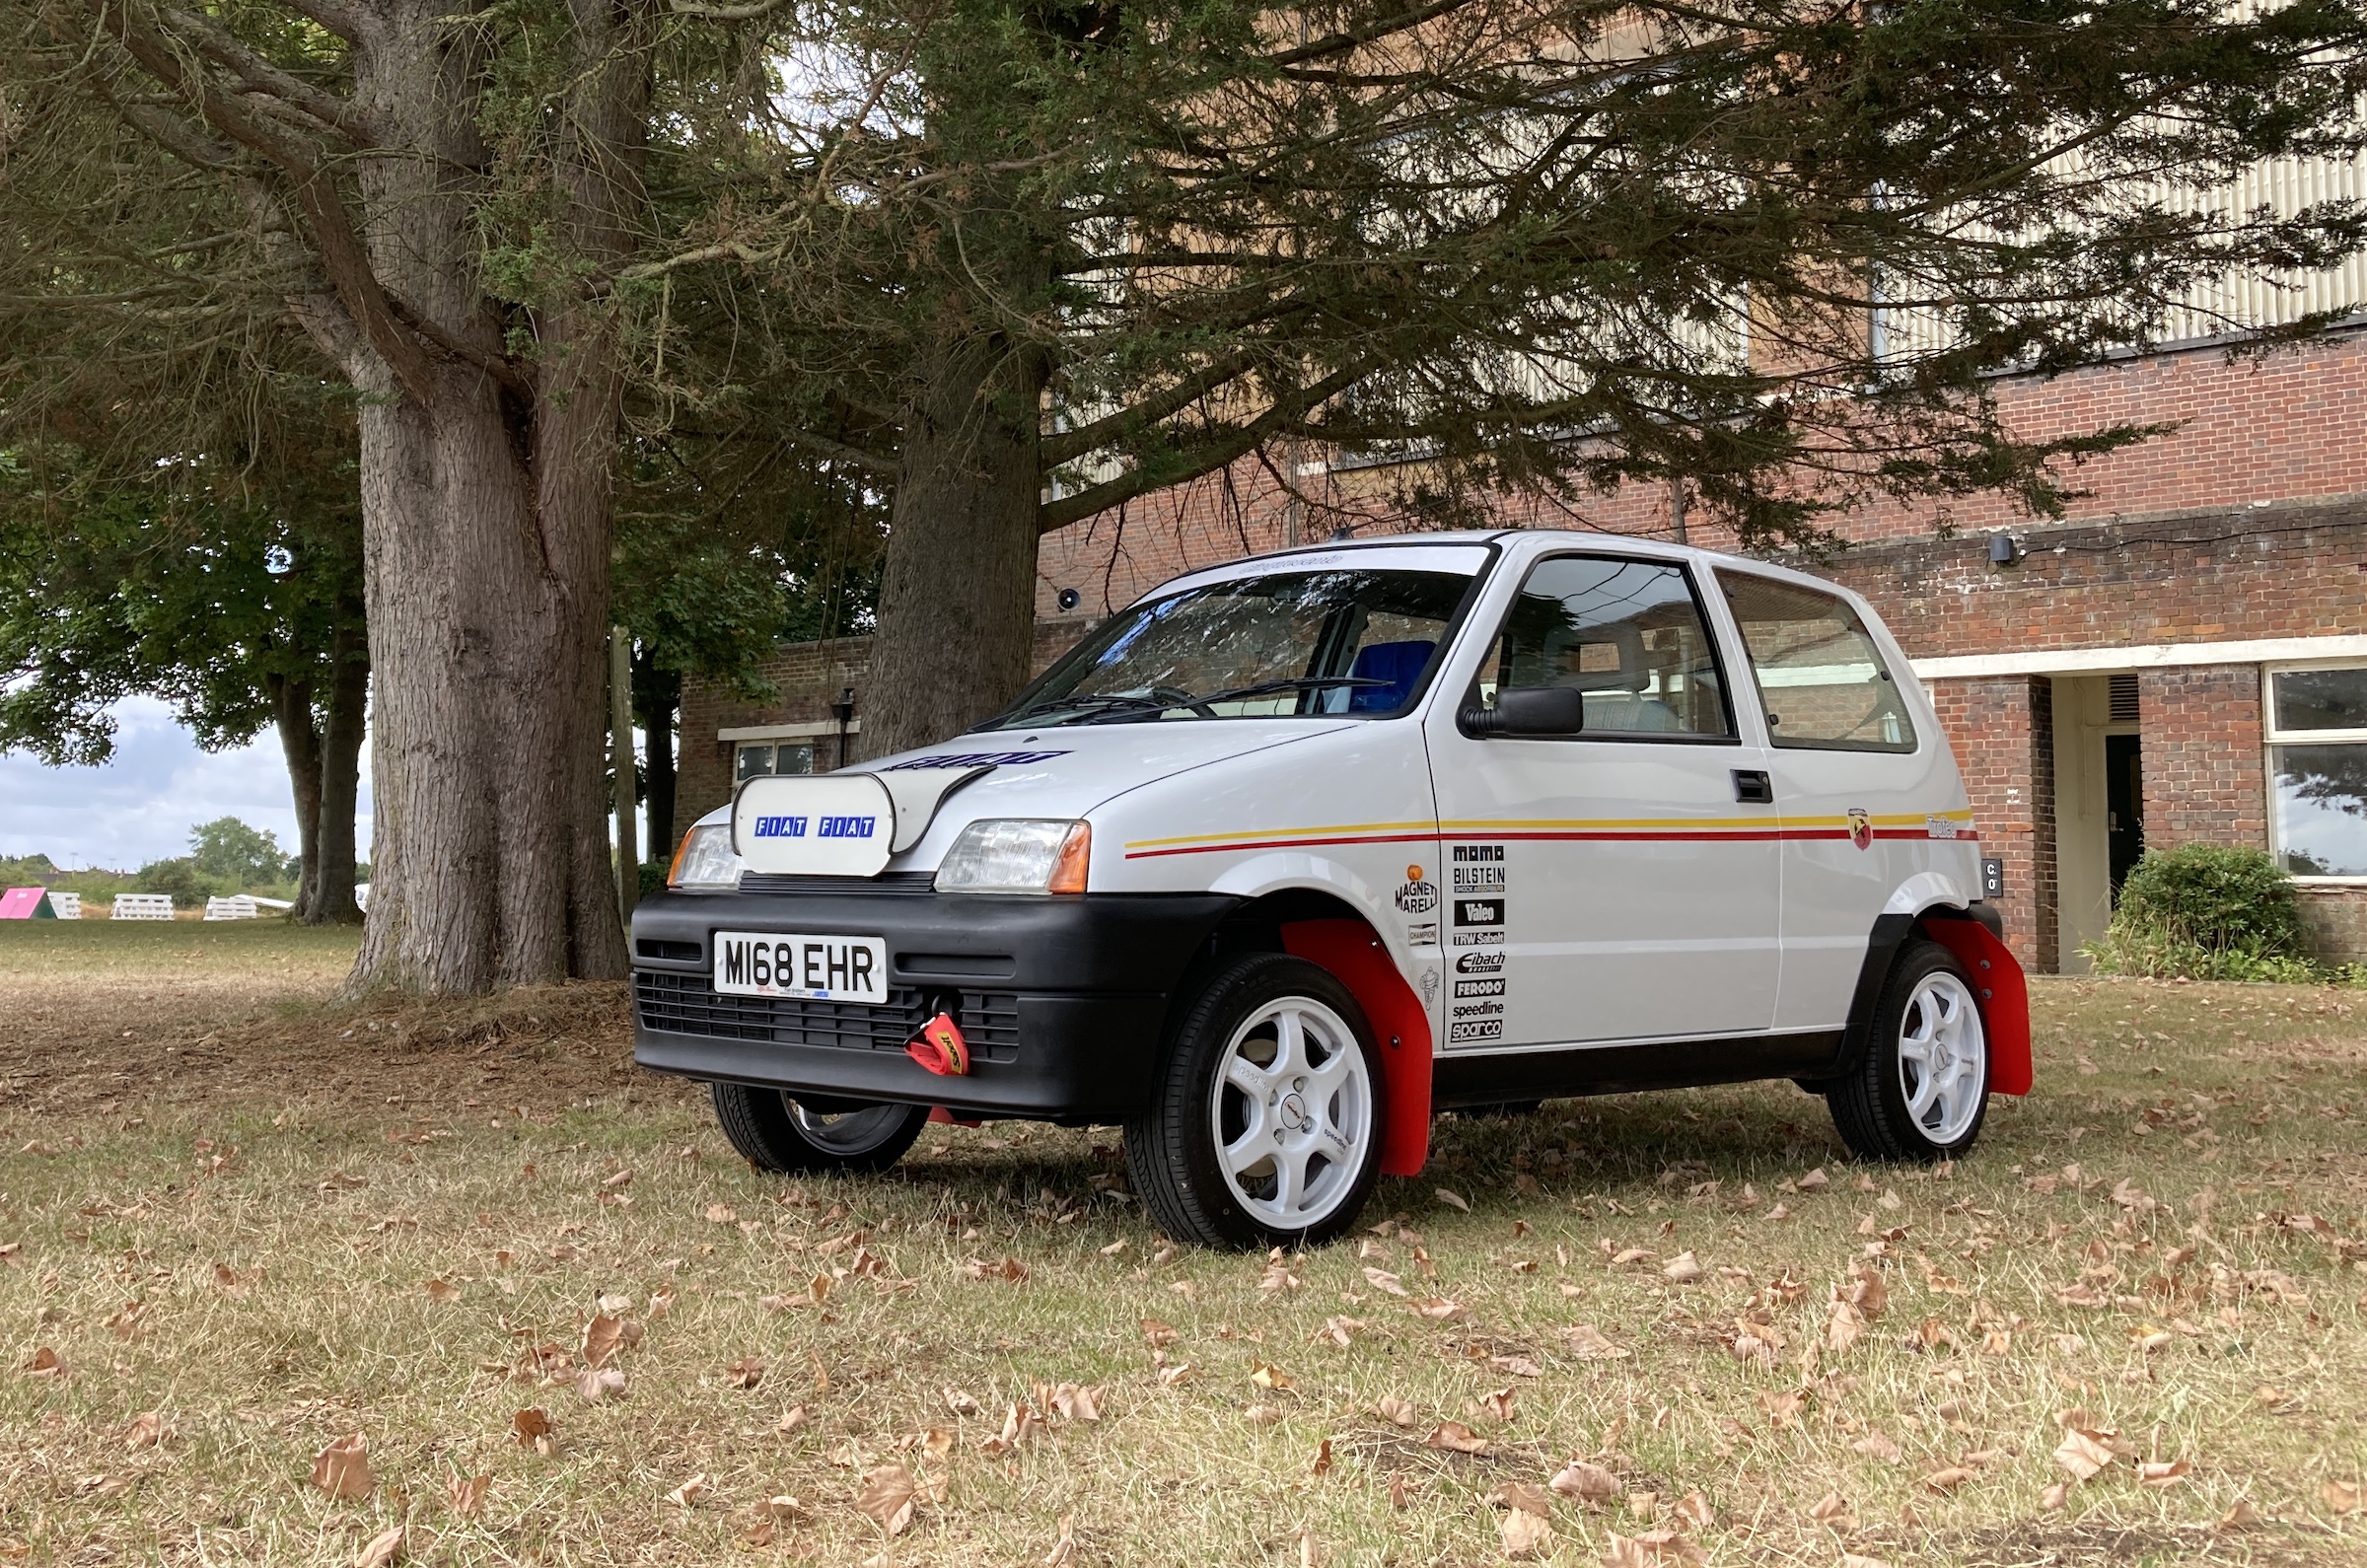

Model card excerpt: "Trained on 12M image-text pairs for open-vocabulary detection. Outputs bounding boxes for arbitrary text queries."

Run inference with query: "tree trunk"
[321,0,645,992]
[863,320,1049,760]
[269,671,324,917]
[307,616,368,926]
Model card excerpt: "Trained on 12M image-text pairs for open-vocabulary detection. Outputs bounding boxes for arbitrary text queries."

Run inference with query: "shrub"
[2088,844,2315,980]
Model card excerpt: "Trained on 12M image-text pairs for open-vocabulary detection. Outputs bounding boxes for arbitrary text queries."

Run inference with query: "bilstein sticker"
[1451,843,1507,893]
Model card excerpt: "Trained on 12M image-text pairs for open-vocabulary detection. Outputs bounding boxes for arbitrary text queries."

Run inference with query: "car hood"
[691,721,1356,835]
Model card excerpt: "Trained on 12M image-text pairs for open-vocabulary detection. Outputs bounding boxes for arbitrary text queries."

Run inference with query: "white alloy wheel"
[1208,996,1375,1232]
[1896,969,1986,1145]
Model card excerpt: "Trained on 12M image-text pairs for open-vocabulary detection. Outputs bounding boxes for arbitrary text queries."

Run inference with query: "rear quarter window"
[1718,573,1917,753]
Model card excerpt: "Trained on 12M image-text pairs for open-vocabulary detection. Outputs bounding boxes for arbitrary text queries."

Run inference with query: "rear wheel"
[1827,939,1990,1162]
[711,1083,929,1175]
[1125,953,1386,1249]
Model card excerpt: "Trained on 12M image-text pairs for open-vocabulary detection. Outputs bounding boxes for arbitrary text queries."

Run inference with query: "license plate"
[712,931,889,1004]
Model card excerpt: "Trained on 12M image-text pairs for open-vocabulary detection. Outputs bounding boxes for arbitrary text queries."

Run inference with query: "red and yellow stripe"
[1121,810,1975,860]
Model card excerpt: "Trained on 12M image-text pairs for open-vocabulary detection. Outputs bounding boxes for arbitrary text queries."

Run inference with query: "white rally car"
[634,532,2030,1247]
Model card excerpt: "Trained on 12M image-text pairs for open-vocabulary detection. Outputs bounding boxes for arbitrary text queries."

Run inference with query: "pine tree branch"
[159,4,380,146]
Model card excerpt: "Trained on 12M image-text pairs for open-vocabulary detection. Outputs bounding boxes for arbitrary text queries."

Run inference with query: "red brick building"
[681,325,2367,969]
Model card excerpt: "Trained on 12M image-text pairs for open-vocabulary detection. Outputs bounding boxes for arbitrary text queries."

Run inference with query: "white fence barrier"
[46,891,81,919]
[251,895,294,911]
[204,895,258,921]
[111,894,176,920]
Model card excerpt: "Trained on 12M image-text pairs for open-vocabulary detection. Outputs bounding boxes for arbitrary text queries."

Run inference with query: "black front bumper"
[630,884,1239,1121]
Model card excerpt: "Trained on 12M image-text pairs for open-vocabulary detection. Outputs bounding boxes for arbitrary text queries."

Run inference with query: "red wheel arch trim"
[1280,918,1433,1176]
[1922,916,2033,1096]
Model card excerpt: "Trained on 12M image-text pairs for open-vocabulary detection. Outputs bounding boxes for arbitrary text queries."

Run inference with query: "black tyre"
[711,1083,930,1175]
[1827,939,1991,1162]
[1124,953,1387,1249]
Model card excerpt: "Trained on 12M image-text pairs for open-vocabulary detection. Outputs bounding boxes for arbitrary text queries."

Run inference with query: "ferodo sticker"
[1453,977,1505,998]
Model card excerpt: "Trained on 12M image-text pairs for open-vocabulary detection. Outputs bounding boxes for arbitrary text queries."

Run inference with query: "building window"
[735,741,816,786]
[2267,665,2367,878]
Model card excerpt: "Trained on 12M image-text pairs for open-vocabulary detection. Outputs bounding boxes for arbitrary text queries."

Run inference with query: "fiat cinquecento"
[632,532,2030,1247]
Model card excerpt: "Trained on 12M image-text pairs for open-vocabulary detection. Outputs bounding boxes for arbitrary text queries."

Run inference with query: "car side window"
[1473,556,1735,739]
[1717,572,1917,753]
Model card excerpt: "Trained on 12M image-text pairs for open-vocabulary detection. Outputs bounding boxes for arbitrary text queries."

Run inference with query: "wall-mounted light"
[1055,588,1082,611]
[1987,533,2022,568]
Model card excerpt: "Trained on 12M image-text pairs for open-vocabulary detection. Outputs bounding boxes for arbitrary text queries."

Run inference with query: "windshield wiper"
[1072,675,1391,723]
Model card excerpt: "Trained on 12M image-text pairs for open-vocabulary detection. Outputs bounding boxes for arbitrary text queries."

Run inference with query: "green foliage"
[131,858,222,904]
[188,819,288,890]
[2088,844,2321,980]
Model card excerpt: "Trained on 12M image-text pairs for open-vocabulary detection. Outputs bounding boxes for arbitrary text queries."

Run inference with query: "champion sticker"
[1406,921,1440,947]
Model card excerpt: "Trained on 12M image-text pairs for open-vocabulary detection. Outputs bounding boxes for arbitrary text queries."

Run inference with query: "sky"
[0,696,374,871]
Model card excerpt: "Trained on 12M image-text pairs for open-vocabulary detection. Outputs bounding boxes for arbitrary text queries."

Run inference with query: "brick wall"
[2134,665,2268,850]
[1926,676,2050,970]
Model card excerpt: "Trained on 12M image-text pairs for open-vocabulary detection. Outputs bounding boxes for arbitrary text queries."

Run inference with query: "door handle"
[1732,769,1773,804]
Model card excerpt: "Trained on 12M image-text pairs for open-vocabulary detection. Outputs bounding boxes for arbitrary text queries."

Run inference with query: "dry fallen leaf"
[581,1314,626,1369]
[857,1463,918,1535]
[1243,1402,1285,1424]
[667,1473,712,1508]
[2216,1499,2264,1532]
[574,1366,627,1402]
[1551,1461,1621,1502]
[123,1411,167,1451]
[2137,1459,2191,1487]
[1797,1168,1829,1191]
[1425,1421,1490,1455]
[1808,1491,1855,1531]
[2039,1482,2068,1512]
[21,1346,62,1376]
[1156,1362,1195,1386]
[1312,1437,1333,1476]
[2322,1478,2361,1515]
[353,1526,403,1568]
[1249,1360,1296,1391]
[2052,1424,2124,1483]
[1849,1431,1903,1464]
[1139,1318,1179,1347]
[1499,1506,1554,1558]
[1565,1323,1629,1359]
[446,1471,491,1518]
[1920,1466,1973,1494]
[1662,1251,1703,1284]
[423,1277,461,1305]
[1050,1383,1102,1421]
[310,1433,373,1500]
[511,1407,554,1451]
[1043,1513,1077,1568]
[1376,1394,1418,1428]
[1362,1266,1409,1297]
[726,1358,765,1390]
[1435,1188,1470,1212]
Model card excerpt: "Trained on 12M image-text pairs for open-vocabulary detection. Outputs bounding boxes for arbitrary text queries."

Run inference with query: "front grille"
[737,870,939,895]
[634,970,1020,1062]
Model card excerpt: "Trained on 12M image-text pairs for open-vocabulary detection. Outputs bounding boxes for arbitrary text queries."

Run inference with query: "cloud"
[0,697,374,871]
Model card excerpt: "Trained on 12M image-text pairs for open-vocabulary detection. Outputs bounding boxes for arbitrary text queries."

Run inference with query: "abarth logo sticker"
[1847,808,1873,851]
[1454,951,1505,973]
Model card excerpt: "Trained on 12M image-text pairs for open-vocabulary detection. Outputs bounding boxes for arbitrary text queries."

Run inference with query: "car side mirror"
[1461,686,1586,738]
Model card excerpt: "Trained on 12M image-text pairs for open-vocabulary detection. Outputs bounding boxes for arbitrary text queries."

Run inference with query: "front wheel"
[1125,953,1386,1249]
[711,1084,929,1175]
[1827,939,1990,1162]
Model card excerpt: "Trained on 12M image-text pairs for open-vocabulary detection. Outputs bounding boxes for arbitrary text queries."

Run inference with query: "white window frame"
[2262,659,2367,884]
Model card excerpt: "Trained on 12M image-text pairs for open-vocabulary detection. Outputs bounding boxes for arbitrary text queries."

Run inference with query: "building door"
[2107,733,2144,896]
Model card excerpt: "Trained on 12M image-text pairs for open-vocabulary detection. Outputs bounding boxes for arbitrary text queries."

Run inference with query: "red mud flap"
[1925,917,2033,1096]
[1280,919,1433,1176]
[905,1012,971,1077]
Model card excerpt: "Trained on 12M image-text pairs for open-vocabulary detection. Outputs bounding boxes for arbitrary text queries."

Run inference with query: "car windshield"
[986,568,1476,728]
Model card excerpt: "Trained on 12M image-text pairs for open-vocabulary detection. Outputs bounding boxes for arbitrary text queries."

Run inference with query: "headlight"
[934,820,1091,894]
[667,823,746,891]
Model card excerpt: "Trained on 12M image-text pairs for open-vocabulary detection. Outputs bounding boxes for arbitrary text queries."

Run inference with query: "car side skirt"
[1432,1029,1845,1106]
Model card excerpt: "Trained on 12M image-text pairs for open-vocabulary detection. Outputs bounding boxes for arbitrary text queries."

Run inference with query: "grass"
[1,930,2362,1566]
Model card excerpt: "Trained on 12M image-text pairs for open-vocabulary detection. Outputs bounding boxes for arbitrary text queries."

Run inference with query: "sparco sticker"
[1449,1019,1504,1042]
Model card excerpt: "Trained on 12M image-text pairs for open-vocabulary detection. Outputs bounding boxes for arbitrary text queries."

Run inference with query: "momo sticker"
[1451,843,1507,893]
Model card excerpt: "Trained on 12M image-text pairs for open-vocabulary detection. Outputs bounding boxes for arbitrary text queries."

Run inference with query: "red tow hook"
[905,1011,971,1077]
